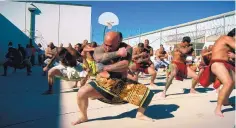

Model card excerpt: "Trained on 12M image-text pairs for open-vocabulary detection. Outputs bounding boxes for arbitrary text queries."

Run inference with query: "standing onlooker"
[37,43,45,66]
[25,44,32,60]
[29,39,36,66]
[31,46,36,66]
[18,44,26,60]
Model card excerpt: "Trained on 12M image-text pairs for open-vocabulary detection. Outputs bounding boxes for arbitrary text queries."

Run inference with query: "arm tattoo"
[104,60,129,72]
[94,47,118,63]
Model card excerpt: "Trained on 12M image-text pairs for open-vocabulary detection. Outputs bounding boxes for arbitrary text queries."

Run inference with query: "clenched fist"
[117,47,127,57]
[141,52,147,57]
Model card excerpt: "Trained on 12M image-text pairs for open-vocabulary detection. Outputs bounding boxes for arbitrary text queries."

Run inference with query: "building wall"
[0,1,91,64]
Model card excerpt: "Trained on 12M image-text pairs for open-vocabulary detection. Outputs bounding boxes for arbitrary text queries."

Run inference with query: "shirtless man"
[154,45,169,71]
[42,42,58,76]
[159,36,199,98]
[42,44,89,94]
[129,43,157,87]
[72,31,154,125]
[199,28,235,117]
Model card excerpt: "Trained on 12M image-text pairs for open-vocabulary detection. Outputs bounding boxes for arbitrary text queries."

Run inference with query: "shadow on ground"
[144,82,166,86]
[156,76,166,80]
[166,87,214,97]
[88,104,179,122]
[210,96,235,113]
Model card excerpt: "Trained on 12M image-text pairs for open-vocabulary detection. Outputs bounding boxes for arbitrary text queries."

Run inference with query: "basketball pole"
[103,26,107,42]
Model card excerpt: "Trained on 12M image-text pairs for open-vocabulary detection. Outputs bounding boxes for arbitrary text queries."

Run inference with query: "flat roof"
[16,1,91,7]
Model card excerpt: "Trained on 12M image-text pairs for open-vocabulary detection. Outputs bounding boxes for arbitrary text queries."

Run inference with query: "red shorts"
[199,59,235,89]
[135,63,149,74]
[172,61,187,81]
[198,61,207,70]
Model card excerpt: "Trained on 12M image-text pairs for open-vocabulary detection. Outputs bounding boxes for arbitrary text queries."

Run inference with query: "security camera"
[28,7,36,11]
[28,3,37,11]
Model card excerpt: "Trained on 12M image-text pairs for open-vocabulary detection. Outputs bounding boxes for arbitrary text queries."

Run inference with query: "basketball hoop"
[106,22,114,29]
[98,12,119,28]
[98,12,119,41]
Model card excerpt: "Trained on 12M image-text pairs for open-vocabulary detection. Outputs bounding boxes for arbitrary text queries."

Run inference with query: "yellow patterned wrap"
[89,75,154,108]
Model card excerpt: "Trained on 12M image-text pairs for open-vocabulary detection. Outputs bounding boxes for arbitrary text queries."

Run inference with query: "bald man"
[199,28,235,117]
[72,31,154,125]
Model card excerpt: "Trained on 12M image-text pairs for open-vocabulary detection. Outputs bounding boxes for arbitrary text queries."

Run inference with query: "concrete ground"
[0,66,235,128]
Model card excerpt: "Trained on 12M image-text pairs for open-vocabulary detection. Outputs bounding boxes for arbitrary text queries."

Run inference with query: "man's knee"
[77,85,91,99]
[225,79,234,87]
[148,67,156,75]
[48,68,59,77]
[193,75,199,81]
[170,66,177,76]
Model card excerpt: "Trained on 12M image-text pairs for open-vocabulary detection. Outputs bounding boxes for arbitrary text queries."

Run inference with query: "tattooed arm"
[103,46,133,72]
[94,46,119,63]
[103,60,129,72]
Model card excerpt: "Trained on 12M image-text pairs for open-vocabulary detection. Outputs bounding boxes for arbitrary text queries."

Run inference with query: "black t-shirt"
[144,46,153,54]
[18,47,26,59]
[6,47,22,64]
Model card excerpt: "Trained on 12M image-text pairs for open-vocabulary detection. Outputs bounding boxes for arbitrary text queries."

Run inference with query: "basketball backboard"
[98,12,119,29]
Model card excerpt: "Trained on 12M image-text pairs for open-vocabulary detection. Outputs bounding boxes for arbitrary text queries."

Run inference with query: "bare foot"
[89,97,97,100]
[190,89,199,94]
[157,92,166,98]
[42,90,53,95]
[223,101,235,106]
[150,83,156,87]
[72,85,77,88]
[136,113,154,122]
[214,109,224,117]
[71,117,88,125]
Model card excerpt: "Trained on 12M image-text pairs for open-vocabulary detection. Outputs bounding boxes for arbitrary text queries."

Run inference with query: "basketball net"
[106,22,113,29]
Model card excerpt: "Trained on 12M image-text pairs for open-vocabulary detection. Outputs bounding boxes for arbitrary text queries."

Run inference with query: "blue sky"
[71,1,234,44]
